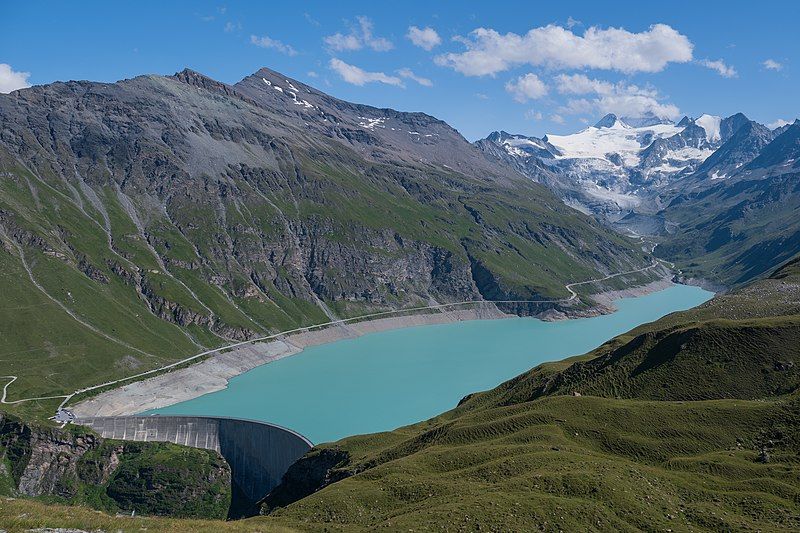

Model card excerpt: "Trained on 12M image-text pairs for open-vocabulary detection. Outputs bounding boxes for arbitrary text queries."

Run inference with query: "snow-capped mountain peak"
[477,112,772,219]
[483,131,560,159]
[621,115,677,128]
[594,113,625,128]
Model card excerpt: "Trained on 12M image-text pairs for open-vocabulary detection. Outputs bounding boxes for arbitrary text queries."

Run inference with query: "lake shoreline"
[71,277,675,419]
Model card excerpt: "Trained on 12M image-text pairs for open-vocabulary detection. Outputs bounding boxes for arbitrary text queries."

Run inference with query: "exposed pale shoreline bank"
[72,277,674,418]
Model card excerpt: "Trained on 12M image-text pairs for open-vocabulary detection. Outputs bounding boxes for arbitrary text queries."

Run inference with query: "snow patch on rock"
[696,114,722,143]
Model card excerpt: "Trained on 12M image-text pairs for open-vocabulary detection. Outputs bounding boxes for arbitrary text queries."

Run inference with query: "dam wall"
[75,415,312,509]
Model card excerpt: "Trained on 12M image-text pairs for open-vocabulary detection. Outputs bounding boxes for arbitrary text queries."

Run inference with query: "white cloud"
[0,64,31,93]
[505,73,548,102]
[407,26,441,50]
[307,71,319,78]
[554,73,680,118]
[597,93,680,119]
[550,114,565,124]
[304,12,321,27]
[763,58,783,71]
[397,68,433,87]
[250,35,298,56]
[324,16,393,52]
[767,118,792,129]
[435,23,693,76]
[329,58,403,87]
[555,73,615,95]
[475,93,489,100]
[359,17,393,51]
[558,98,595,115]
[324,33,361,51]
[524,109,543,120]
[566,17,581,29]
[224,21,241,33]
[699,58,737,78]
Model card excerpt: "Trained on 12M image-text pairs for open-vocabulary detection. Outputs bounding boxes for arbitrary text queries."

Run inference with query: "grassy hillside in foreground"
[262,395,799,532]
[0,497,297,532]
[250,257,800,531]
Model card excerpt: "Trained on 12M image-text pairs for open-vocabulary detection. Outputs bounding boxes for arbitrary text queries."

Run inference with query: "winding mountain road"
[1,375,69,405]
[1,260,665,416]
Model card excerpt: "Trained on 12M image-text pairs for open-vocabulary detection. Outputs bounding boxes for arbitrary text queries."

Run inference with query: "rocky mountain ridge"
[478,112,784,219]
[654,121,800,284]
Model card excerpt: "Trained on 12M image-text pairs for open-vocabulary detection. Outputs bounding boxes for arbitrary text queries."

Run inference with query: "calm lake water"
[149,285,713,444]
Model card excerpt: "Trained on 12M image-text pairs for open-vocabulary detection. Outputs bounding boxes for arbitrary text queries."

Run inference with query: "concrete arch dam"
[75,415,312,514]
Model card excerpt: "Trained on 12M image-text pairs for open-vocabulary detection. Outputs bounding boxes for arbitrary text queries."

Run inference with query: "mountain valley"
[479,112,800,287]
[0,55,799,533]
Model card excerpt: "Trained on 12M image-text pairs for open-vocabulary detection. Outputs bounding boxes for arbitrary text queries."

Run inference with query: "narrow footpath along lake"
[149,285,713,444]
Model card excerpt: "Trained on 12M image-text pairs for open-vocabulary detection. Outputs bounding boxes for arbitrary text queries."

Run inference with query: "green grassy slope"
[0,498,298,532]
[264,395,798,532]
[656,170,800,287]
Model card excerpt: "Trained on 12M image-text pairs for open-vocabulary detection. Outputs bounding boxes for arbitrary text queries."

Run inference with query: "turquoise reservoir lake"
[149,285,713,444]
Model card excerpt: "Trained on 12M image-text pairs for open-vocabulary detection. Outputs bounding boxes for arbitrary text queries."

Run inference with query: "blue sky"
[2,0,797,140]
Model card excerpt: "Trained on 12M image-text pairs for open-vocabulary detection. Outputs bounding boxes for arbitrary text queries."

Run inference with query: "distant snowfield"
[358,116,386,130]
[546,121,683,166]
[647,146,715,176]
[711,170,728,180]
[489,114,729,216]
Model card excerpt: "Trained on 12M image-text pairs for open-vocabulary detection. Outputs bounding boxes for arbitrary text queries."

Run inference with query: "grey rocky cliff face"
[0,72,480,327]
[0,413,232,518]
[13,426,101,497]
[0,414,109,497]
[651,121,800,285]
[691,121,775,180]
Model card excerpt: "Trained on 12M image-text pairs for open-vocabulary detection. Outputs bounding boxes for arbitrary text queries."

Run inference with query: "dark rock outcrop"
[0,413,232,519]
[259,447,351,514]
